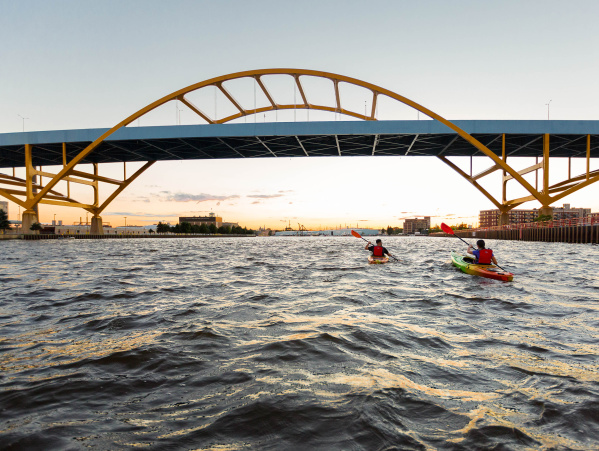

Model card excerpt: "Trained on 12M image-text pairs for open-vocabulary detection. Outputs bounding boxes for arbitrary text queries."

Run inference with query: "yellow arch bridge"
[0,69,598,233]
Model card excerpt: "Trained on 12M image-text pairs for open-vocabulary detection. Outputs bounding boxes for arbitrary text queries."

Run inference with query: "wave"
[0,237,598,449]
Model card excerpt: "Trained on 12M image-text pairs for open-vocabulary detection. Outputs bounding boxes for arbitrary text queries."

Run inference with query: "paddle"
[440,223,508,272]
[440,222,471,247]
[351,230,399,262]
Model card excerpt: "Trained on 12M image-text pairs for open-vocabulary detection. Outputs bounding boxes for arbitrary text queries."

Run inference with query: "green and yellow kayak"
[451,251,513,282]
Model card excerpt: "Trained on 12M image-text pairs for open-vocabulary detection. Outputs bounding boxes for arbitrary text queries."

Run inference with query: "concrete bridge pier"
[498,212,510,226]
[90,215,104,235]
[540,206,553,218]
[21,210,39,234]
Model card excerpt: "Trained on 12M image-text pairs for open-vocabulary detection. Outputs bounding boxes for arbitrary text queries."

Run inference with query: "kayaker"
[365,239,393,259]
[467,240,498,265]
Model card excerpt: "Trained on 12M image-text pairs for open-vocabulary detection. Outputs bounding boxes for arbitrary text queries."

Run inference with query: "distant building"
[403,217,430,234]
[0,201,7,216]
[273,228,379,237]
[50,224,155,235]
[552,204,591,220]
[479,204,591,227]
[479,209,537,227]
[179,212,238,228]
[179,214,222,227]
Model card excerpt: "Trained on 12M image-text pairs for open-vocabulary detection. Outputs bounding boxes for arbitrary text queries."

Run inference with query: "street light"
[17,114,29,132]
[175,101,183,125]
[545,100,552,120]
[124,217,127,227]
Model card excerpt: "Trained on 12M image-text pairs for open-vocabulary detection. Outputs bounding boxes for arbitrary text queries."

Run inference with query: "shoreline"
[0,233,256,241]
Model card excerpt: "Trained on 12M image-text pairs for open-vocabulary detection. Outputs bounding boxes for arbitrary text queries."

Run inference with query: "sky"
[1,0,598,229]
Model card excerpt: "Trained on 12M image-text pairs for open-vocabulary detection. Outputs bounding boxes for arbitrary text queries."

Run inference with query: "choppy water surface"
[1,237,598,450]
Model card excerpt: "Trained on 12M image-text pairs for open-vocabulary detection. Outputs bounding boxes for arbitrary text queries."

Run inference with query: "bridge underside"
[1,120,598,234]
[1,121,598,167]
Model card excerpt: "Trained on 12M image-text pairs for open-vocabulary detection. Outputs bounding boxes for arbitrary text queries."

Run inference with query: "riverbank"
[0,233,256,240]
[429,217,599,244]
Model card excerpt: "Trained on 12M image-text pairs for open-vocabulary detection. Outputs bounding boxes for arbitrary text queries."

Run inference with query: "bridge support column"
[90,215,104,235]
[498,211,510,226]
[21,209,39,234]
[540,206,553,218]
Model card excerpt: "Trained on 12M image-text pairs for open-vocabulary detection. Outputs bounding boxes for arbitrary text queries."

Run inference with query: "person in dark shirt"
[365,239,393,259]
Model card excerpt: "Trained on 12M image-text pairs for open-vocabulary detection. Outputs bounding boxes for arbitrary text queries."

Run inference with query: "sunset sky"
[1,1,598,229]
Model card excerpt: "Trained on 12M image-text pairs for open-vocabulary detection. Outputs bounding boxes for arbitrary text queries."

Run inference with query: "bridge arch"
[4,69,596,232]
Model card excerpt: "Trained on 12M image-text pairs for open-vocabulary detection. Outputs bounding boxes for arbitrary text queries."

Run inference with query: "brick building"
[479,204,591,227]
[479,209,537,227]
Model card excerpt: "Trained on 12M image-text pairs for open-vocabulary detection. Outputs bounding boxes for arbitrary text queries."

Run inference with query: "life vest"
[477,248,493,264]
[373,245,384,257]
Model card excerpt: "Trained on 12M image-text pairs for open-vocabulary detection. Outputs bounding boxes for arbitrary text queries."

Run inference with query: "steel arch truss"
[0,142,155,222]
[437,133,599,216]
[2,68,598,228]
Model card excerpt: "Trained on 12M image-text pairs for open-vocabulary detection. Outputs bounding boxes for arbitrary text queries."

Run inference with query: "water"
[1,237,598,450]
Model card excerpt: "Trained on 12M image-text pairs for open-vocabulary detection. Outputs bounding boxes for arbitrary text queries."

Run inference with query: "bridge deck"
[1,120,598,168]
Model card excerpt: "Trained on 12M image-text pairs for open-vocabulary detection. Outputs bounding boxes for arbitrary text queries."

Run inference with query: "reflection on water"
[1,237,598,449]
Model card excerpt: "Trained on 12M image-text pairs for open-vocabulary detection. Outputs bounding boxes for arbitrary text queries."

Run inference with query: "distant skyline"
[1,0,598,228]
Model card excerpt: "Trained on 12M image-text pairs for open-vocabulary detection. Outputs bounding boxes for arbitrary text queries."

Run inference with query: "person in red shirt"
[365,239,393,259]
[467,240,498,265]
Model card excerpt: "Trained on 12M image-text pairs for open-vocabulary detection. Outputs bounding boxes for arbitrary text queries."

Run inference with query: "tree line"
[431,223,469,231]
[0,209,10,231]
[382,226,404,235]
[156,221,254,235]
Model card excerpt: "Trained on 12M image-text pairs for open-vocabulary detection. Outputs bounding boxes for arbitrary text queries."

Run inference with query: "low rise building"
[274,227,379,237]
[552,204,591,220]
[179,213,221,227]
[479,204,591,227]
[403,217,431,234]
[179,213,238,228]
[50,224,157,235]
[479,209,537,227]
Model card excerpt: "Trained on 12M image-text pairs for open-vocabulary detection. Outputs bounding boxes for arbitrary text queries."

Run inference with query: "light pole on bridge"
[17,114,29,132]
